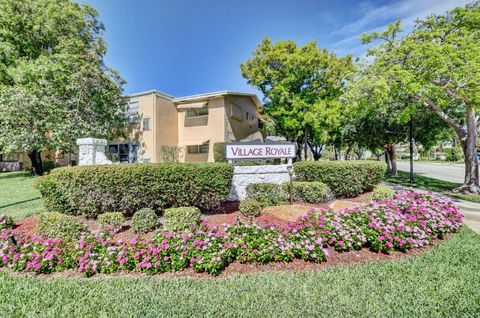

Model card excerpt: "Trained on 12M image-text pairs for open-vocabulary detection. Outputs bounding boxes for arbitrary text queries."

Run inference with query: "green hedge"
[293,161,386,198]
[239,198,263,217]
[36,163,234,217]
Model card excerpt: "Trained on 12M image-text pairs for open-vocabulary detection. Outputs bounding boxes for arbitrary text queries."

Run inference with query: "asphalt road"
[396,161,464,184]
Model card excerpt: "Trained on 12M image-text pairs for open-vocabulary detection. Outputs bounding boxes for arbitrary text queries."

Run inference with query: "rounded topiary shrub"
[284,181,333,204]
[37,212,85,240]
[246,183,288,207]
[239,198,263,217]
[131,208,159,234]
[163,206,201,231]
[371,185,396,201]
[36,162,234,217]
[97,212,125,232]
[293,160,386,198]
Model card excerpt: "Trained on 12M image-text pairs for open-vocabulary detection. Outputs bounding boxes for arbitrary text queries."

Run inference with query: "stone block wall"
[228,164,292,201]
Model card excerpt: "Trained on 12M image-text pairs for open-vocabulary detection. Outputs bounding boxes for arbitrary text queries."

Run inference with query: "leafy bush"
[131,208,159,234]
[246,183,288,207]
[446,147,462,163]
[213,142,226,162]
[97,212,124,232]
[284,181,332,204]
[163,206,201,230]
[42,158,61,174]
[293,160,386,197]
[37,212,84,240]
[371,185,395,201]
[36,163,234,217]
[239,198,263,217]
[0,215,14,230]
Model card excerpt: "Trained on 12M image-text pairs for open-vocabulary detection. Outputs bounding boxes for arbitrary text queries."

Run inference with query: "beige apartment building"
[0,89,263,169]
[111,90,264,163]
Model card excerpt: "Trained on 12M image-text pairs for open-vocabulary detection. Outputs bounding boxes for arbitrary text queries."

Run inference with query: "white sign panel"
[226,143,296,159]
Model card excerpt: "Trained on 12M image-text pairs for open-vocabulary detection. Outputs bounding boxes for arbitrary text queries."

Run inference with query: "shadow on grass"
[0,171,32,180]
[0,197,40,209]
[384,170,461,192]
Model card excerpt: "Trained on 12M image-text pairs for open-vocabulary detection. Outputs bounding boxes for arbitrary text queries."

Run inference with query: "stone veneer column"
[76,138,112,166]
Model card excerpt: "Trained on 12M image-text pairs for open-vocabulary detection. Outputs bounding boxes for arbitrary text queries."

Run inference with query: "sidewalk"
[384,182,480,234]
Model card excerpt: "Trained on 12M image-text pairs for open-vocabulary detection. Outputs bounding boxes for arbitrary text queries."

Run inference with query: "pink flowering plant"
[0,191,462,276]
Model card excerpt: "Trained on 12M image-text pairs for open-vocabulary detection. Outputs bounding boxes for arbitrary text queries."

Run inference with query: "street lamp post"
[409,115,414,183]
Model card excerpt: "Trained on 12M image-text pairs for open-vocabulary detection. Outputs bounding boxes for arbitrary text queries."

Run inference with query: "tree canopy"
[241,37,353,160]
[0,0,126,175]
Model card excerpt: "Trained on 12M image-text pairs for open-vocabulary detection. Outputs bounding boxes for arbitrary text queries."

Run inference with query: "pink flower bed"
[0,191,463,276]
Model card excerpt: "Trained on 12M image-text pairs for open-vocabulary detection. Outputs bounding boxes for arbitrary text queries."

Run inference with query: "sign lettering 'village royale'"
[226,143,296,160]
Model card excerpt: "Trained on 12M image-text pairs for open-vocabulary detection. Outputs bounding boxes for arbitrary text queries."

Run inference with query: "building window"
[127,101,140,124]
[187,144,209,154]
[187,107,208,118]
[108,143,139,163]
[230,103,243,120]
[143,118,150,131]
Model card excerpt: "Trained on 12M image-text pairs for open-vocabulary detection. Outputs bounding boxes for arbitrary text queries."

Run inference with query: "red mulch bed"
[10,191,449,279]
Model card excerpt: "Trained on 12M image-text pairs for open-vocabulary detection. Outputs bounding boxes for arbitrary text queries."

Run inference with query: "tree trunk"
[295,141,303,162]
[459,107,479,192]
[27,150,44,176]
[384,148,391,170]
[385,144,397,177]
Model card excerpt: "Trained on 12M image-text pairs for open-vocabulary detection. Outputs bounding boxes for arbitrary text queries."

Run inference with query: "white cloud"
[332,0,471,36]
[331,0,472,55]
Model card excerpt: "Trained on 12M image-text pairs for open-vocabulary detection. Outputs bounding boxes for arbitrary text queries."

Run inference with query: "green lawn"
[0,228,478,317]
[384,171,480,203]
[0,171,43,220]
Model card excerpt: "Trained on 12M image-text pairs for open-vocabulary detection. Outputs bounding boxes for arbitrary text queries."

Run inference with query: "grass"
[384,170,480,203]
[0,171,43,220]
[0,228,478,317]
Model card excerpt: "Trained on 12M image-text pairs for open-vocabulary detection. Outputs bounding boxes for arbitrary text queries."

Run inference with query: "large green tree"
[361,2,480,192]
[0,0,126,175]
[343,67,450,176]
[241,38,353,160]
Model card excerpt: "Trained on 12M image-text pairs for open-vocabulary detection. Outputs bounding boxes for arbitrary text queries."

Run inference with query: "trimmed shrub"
[246,183,288,207]
[371,185,396,201]
[284,181,332,204]
[131,208,159,234]
[37,212,85,240]
[36,162,234,217]
[239,198,263,217]
[97,212,125,232]
[293,160,386,198]
[213,142,226,162]
[0,215,14,230]
[163,206,201,230]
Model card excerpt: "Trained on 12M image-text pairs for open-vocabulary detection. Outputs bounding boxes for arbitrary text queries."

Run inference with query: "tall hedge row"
[36,163,234,217]
[293,160,386,198]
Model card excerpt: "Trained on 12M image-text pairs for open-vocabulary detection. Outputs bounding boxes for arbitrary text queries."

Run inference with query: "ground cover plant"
[0,191,462,276]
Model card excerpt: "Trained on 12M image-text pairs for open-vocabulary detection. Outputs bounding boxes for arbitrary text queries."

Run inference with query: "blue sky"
[79,0,469,97]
